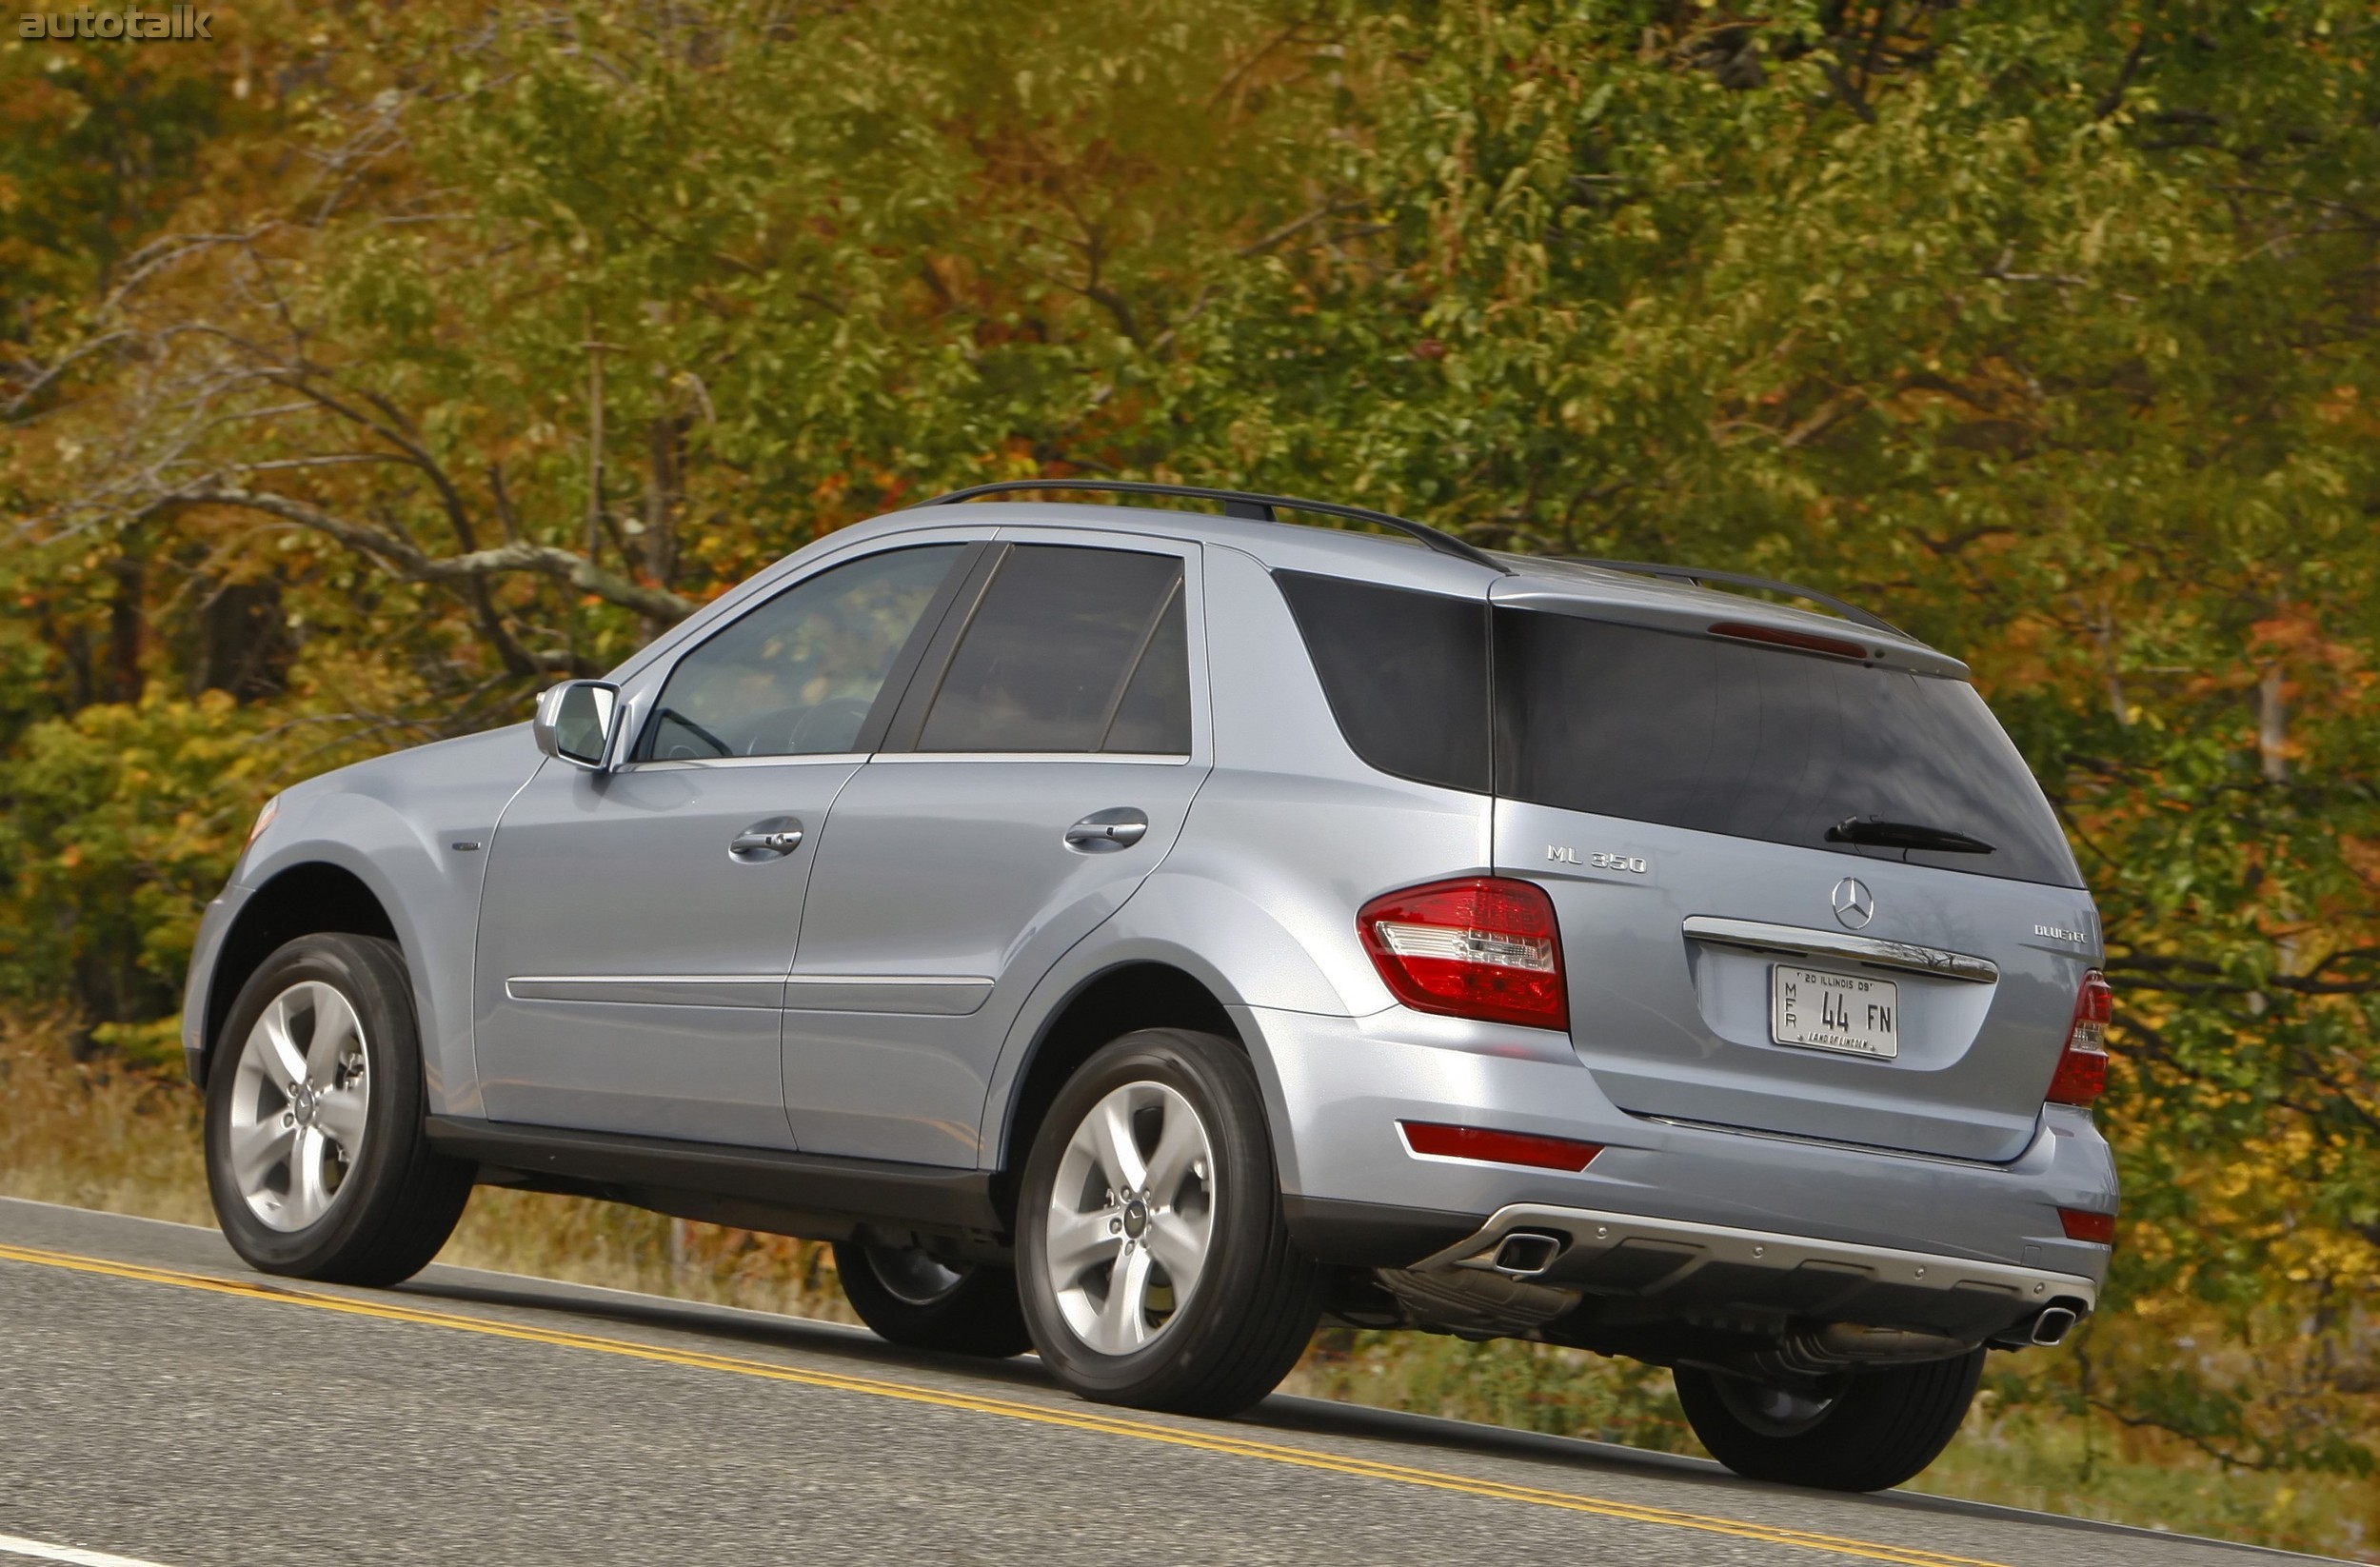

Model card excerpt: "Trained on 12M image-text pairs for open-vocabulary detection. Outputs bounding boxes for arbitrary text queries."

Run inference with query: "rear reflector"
[2047,970,2113,1107]
[2058,1207,2116,1245]
[1359,876,1567,1030]
[1400,1121,1603,1172]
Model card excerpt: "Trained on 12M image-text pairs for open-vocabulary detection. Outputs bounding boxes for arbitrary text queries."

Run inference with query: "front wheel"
[1674,1349,1985,1492]
[203,933,473,1286]
[832,1238,1033,1358]
[1016,1028,1322,1417]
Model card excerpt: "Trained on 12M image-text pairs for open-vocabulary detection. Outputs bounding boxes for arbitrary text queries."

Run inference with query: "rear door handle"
[1064,808,1148,853]
[729,817,805,861]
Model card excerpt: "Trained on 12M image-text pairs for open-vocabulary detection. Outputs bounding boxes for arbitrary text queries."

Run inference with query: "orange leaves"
[2250,607,2364,680]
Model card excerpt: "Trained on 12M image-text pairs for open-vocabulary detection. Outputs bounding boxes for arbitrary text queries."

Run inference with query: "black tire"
[203,933,474,1286]
[1675,1349,1985,1491]
[832,1239,1033,1358]
[1016,1027,1322,1417]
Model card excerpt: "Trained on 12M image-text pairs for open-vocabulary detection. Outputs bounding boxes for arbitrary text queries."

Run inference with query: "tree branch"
[165,486,698,624]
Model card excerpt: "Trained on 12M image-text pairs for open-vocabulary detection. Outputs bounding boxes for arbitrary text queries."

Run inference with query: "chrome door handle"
[1064,808,1148,853]
[729,817,804,861]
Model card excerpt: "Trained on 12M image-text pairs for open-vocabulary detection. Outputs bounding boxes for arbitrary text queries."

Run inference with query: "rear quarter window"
[1274,570,1490,794]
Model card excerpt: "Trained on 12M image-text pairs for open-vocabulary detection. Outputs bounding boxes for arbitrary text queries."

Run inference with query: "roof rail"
[1566,558,1908,639]
[920,479,1512,575]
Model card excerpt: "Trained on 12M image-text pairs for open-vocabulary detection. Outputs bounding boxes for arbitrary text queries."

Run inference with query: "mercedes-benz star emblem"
[1831,877,1876,929]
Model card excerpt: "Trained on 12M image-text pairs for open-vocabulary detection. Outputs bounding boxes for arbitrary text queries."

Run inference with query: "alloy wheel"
[1041,1080,1217,1355]
[225,980,370,1231]
[1713,1373,1843,1438]
[863,1243,972,1307]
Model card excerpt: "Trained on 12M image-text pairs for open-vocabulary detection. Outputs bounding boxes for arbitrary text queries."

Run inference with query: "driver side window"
[638,545,963,762]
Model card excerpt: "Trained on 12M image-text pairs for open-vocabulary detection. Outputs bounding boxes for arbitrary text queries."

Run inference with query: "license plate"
[1772,965,1899,1060]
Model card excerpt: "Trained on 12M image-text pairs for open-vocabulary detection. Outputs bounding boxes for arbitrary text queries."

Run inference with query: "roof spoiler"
[1565,558,1908,639]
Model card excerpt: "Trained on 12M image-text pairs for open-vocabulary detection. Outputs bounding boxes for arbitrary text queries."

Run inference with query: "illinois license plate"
[1772,965,1899,1060]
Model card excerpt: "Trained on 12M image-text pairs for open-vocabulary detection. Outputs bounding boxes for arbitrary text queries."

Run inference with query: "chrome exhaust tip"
[1490,1231,1567,1277]
[2029,1305,2080,1346]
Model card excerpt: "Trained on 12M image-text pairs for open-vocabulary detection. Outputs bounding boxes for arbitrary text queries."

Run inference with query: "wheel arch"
[197,862,398,1085]
[988,958,1242,1224]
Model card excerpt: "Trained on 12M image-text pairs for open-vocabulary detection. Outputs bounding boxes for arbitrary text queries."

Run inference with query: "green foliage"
[0,693,284,1055]
[4,0,2377,1490]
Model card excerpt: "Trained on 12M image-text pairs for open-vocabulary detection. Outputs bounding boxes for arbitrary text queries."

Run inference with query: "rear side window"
[1494,609,2081,887]
[918,545,1191,753]
[1275,571,1490,794]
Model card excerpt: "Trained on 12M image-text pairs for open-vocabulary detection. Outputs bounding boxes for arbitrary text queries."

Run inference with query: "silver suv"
[182,482,2116,1492]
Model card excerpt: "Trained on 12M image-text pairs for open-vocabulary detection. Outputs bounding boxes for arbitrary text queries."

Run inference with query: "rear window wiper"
[1828,815,1996,855]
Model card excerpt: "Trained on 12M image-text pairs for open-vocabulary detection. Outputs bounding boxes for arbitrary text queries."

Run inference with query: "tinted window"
[1101,585,1193,754]
[1494,609,2081,886]
[918,545,1189,753]
[641,545,962,760]
[1275,571,1490,793]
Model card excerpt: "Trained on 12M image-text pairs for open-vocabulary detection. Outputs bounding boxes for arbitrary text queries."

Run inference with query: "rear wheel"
[203,933,473,1286]
[1017,1028,1322,1417]
[832,1238,1033,1358]
[1674,1349,1984,1491]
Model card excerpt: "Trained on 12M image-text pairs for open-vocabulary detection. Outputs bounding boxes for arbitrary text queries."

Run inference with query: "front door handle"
[1064,807,1148,853]
[729,816,805,861]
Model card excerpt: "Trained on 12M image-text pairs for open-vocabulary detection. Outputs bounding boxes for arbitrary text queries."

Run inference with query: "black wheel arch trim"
[1280,1195,1485,1268]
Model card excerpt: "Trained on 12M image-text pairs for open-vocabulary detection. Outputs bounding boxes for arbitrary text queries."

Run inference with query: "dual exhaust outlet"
[1480,1226,2083,1353]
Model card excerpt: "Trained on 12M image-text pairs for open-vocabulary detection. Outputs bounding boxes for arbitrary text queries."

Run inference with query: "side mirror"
[534,681,621,771]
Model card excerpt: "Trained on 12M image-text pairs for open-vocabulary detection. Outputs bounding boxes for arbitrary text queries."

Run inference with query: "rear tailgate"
[1495,803,2097,1160]
[1488,588,2101,1162]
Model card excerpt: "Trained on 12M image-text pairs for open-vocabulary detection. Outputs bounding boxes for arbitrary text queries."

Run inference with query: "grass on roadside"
[2,1011,2370,1560]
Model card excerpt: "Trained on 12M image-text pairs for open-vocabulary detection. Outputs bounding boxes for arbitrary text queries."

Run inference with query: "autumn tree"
[4,0,2376,1492]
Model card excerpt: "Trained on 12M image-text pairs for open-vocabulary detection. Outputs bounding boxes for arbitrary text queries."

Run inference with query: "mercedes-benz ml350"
[182,482,2116,1492]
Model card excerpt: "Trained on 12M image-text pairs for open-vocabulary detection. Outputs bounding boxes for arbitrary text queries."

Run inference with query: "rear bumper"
[1240,1002,2116,1304]
[1414,1201,2097,1343]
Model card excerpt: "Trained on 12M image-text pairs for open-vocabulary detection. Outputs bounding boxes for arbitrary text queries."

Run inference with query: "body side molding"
[424,1117,1002,1236]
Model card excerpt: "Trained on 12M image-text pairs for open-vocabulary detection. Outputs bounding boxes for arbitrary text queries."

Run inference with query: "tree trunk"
[643,413,684,644]
[105,551,145,704]
[2257,665,2288,784]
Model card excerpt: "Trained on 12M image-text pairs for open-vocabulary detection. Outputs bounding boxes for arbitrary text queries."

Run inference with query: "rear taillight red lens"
[2047,969,2113,1107]
[1359,877,1567,1030]
[2058,1207,2117,1245]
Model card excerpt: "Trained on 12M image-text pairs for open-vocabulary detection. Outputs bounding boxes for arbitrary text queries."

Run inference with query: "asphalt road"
[0,1198,2325,1567]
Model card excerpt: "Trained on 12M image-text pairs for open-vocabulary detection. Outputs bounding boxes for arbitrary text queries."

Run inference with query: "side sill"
[1282,1194,1484,1269]
[425,1116,1003,1241]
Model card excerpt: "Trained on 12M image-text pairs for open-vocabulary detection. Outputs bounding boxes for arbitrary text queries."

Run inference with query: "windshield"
[1493,608,2081,887]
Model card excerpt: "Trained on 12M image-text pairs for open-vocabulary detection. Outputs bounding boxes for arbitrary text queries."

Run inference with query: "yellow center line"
[0,1240,2010,1567]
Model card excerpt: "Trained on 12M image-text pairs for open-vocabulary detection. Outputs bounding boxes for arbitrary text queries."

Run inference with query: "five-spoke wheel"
[832,1236,1033,1358]
[1041,1080,1216,1355]
[204,933,472,1285]
[1018,1028,1320,1416]
[224,980,373,1231]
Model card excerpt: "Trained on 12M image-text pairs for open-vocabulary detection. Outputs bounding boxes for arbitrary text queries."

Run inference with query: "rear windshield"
[1493,608,2081,887]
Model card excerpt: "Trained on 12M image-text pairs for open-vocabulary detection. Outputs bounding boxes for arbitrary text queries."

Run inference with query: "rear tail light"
[1359,876,1568,1030]
[2046,970,2112,1107]
[2058,1207,2117,1245]
[1399,1121,1602,1172]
